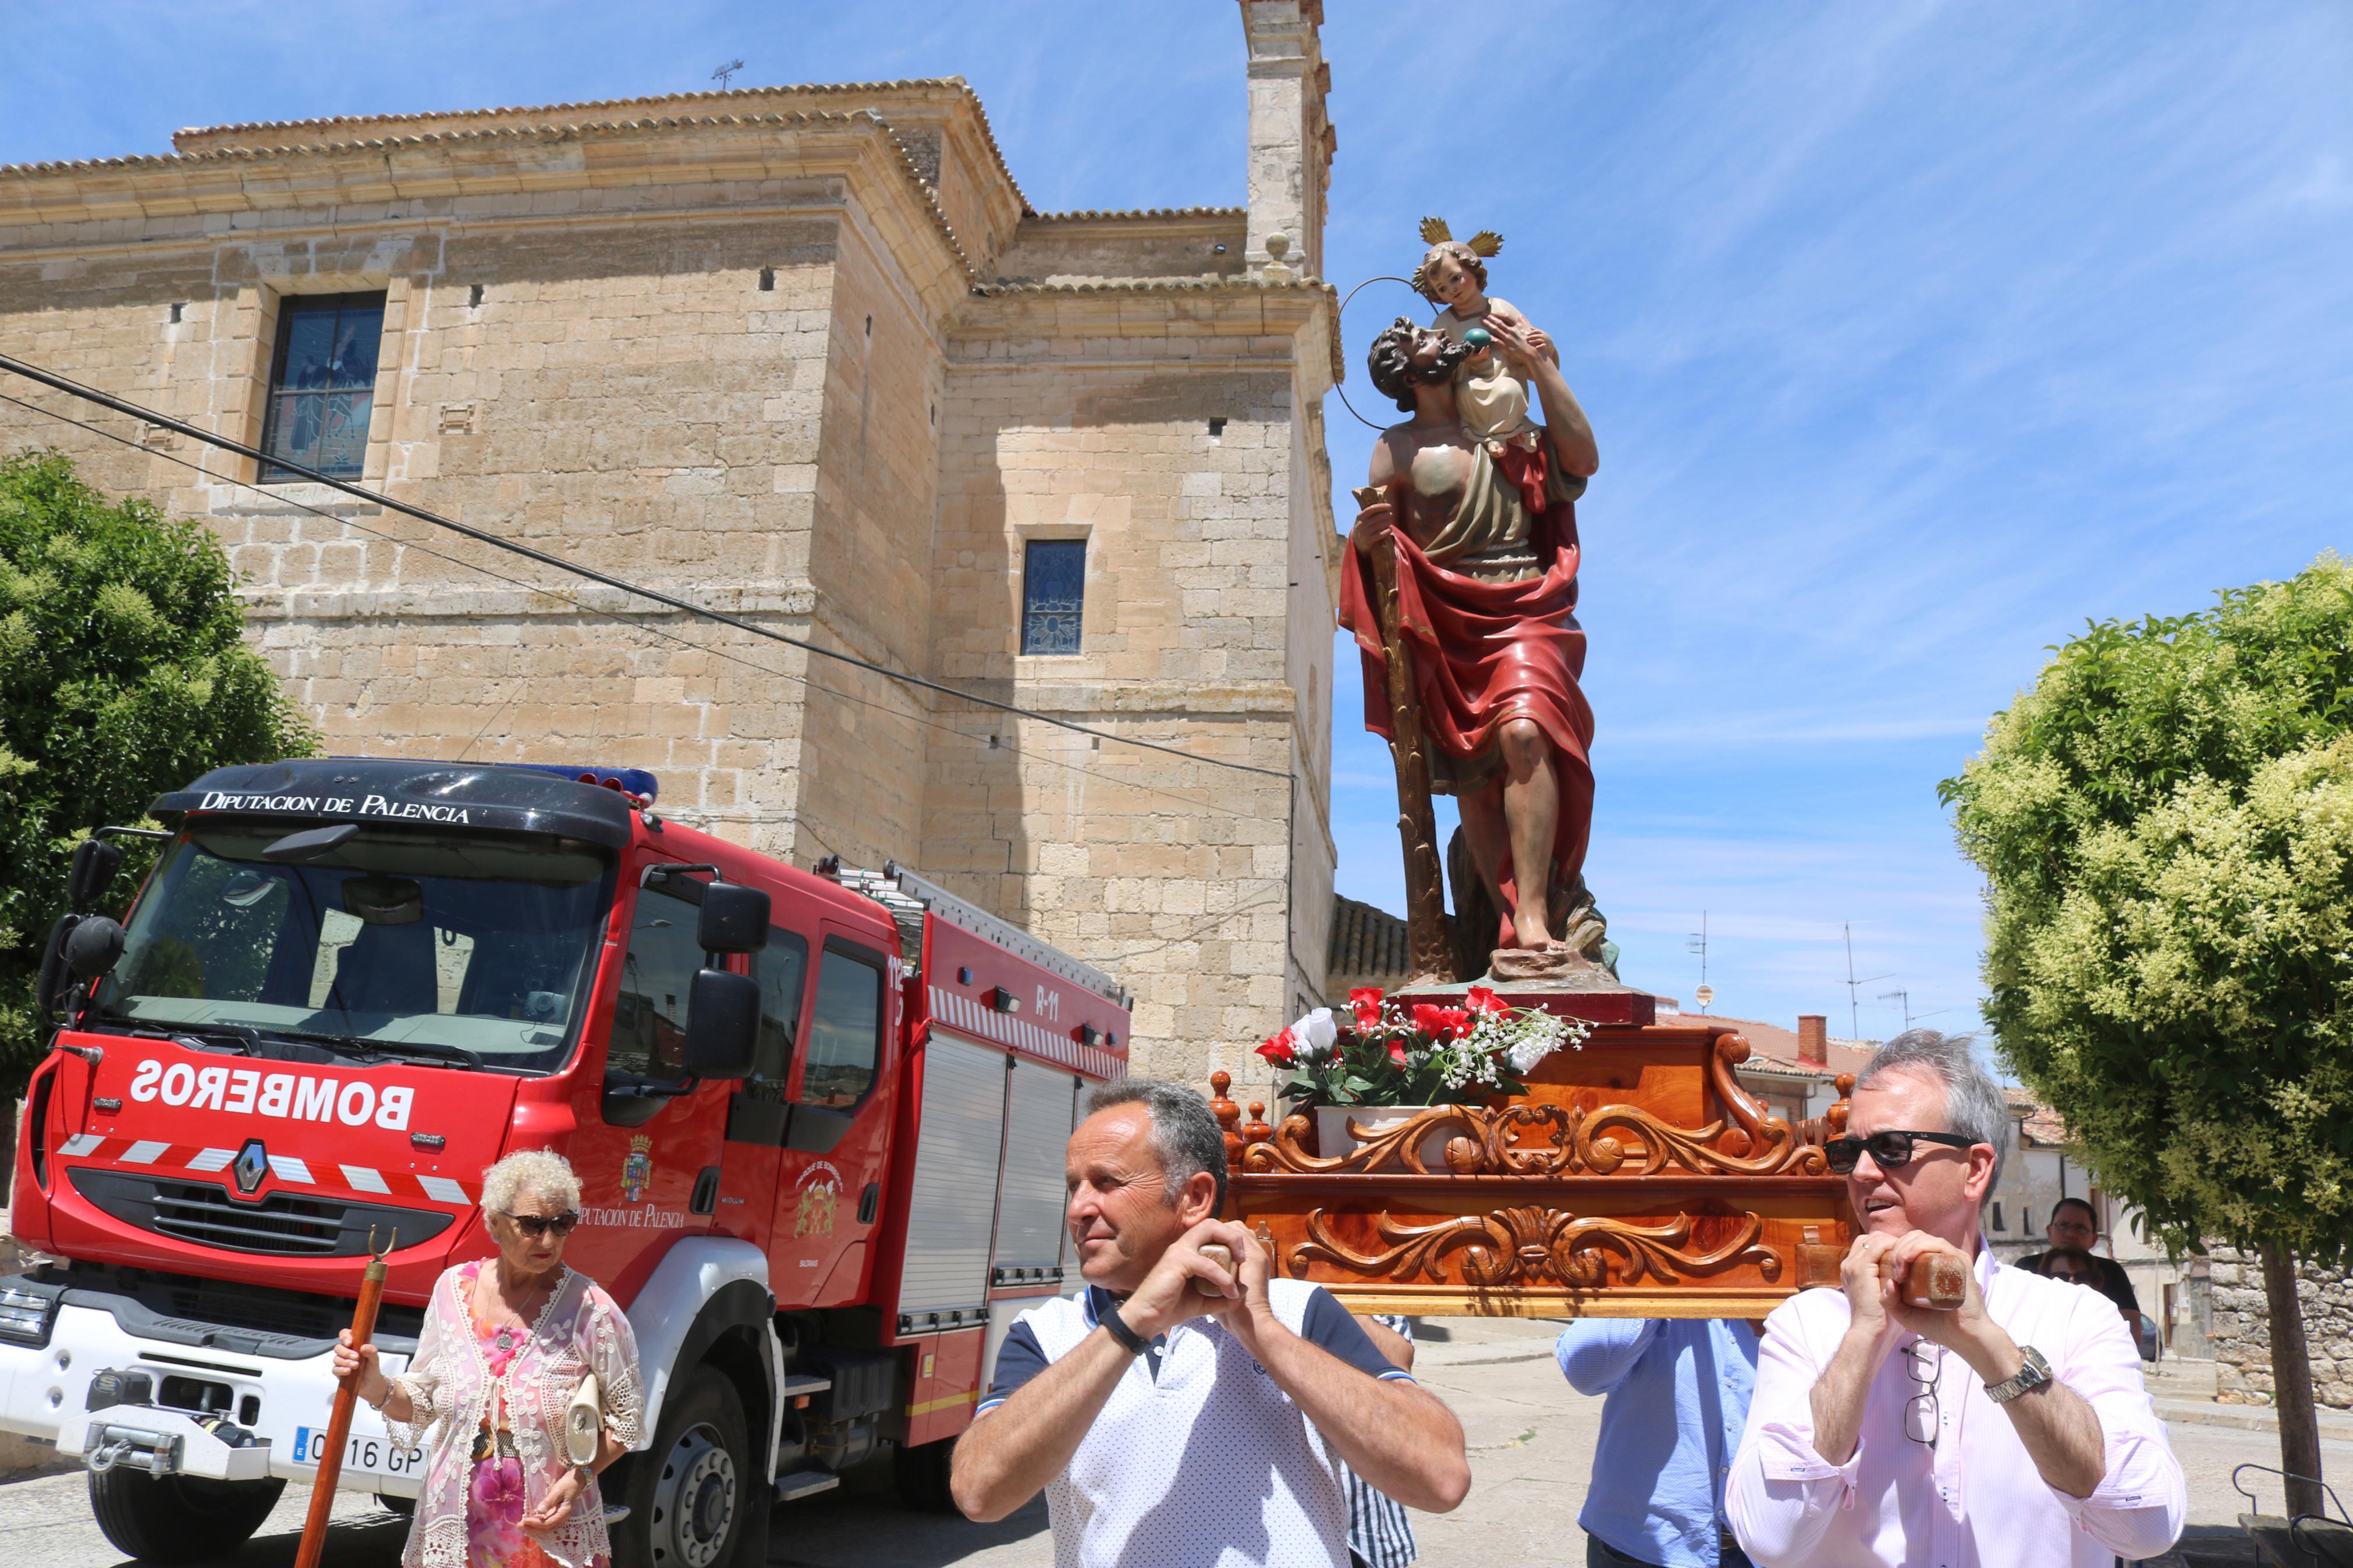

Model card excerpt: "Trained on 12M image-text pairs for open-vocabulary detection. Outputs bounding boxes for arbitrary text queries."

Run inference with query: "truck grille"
[69,1168,451,1258]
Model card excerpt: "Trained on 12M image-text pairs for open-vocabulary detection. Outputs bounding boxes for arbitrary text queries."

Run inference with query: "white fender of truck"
[624,1236,783,1479]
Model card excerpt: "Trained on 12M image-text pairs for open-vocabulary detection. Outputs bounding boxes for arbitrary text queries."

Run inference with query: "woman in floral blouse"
[333,1150,643,1568]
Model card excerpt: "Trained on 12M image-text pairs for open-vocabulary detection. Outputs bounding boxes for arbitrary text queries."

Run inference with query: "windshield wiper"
[82,1014,257,1055]
[363,1039,484,1070]
[255,1027,484,1071]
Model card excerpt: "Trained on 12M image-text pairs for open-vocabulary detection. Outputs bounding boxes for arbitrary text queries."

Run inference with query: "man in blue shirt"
[1557,1319,1759,1568]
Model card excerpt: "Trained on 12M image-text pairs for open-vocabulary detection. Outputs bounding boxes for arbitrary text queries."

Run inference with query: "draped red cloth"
[1338,441,1595,949]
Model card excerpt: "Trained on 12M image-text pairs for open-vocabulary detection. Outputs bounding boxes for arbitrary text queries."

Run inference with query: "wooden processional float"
[1209,990,1866,1320]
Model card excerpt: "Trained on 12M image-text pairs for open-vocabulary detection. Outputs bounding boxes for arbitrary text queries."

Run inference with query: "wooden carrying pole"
[297,1228,393,1568]
[1354,485,1457,984]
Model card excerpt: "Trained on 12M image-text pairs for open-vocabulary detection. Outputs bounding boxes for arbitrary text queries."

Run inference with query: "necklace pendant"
[495,1327,515,1352]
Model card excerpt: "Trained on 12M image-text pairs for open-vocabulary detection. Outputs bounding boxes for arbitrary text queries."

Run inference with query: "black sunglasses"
[1824,1129,1981,1175]
[499,1210,580,1239]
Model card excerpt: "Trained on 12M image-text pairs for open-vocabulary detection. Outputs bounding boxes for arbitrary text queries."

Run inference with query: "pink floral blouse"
[388,1261,644,1568]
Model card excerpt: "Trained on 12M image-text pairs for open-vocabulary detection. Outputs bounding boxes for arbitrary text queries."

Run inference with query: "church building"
[0,1,1340,1087]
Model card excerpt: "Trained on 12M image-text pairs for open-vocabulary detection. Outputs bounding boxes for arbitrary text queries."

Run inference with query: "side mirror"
[65,916,126,980]
[697,883,771,954]
[67,839,125,913]
[682,968,760,1080]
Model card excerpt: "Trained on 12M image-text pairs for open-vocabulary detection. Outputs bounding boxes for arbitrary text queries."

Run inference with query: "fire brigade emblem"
[793,1162,843,1239]
[620,1136,653,1204]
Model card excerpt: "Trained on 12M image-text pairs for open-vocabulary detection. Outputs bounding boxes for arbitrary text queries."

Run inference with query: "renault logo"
[233,1139,268,1197]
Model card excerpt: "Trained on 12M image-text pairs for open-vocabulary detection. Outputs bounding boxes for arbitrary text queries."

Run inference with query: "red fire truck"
[1,757,1128,1565]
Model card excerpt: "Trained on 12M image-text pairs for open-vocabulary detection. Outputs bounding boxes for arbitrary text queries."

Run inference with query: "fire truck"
[1,757,1128,1565]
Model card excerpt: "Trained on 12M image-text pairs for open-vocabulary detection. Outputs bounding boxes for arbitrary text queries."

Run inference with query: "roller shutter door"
[994,1059,1081,1278]
[896,1032,1008,1317]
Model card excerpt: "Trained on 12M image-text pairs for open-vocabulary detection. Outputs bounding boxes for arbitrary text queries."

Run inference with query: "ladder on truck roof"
[818,859,1129,1008]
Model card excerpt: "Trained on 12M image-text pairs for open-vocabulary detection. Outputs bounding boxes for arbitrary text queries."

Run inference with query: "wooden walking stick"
[298,1226,395,1568]
[1353,484,1457,985]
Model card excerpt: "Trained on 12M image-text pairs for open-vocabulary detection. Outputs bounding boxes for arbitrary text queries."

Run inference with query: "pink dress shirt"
[1726,1242,2184,1567]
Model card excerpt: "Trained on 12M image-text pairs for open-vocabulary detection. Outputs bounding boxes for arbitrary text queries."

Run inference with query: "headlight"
[0,1280,61,1347]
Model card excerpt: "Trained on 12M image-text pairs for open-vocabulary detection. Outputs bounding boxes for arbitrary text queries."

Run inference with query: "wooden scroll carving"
[1290,1207,1783,1290]
[1243,1036,1828,1178]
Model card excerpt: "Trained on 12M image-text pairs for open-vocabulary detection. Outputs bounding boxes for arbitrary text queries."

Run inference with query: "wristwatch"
[1985,1345,2052,1404]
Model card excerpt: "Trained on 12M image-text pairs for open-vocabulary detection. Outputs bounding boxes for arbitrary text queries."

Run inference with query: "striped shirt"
[1344,1314,1418,1568]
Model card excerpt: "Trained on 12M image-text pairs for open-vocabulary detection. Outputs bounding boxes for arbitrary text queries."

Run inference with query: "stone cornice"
[954,279,1340,387]
[0,111,980,319]
[166,77,1034,214]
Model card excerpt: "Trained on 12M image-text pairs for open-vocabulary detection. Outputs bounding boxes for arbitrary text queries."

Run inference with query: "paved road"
[5,1320,2338,1567]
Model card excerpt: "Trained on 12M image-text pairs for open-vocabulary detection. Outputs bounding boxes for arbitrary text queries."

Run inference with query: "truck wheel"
[615,1366,758,1568]
[894,1435,957,1513]
[87,1468,286,1563]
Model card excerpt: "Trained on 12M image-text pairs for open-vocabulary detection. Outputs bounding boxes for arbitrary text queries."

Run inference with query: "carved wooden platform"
[1213,1006,1857,1320]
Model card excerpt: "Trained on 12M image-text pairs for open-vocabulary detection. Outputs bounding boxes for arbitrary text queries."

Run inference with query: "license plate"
[292,1425,423,1477]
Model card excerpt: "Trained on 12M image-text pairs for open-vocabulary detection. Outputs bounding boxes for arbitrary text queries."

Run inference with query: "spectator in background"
[2036,1247,2102,1288]
[1347,1314,1421,1568]
[1557,1318,1758,1567]
[2019,1197,2146,1342]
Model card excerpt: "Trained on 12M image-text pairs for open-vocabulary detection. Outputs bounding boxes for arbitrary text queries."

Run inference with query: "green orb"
[1462,326,1492,350]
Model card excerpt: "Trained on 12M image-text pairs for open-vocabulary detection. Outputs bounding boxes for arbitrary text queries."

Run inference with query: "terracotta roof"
[1327,895,1410,984]
[168,77,1034,214]
[2004,1085,2072,1146]
[0,109,982,289]
[1653,1005,1875,1080]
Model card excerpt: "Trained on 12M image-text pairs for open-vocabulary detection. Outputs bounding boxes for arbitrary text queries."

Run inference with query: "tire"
[87,1467,286,1564]
[893,1435,957,1513]
[613,1366,759,1568]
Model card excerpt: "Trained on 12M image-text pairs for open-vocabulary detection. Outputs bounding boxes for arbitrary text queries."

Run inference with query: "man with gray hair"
[1726,1031,2184,1566]
[952,1079,1470,1566]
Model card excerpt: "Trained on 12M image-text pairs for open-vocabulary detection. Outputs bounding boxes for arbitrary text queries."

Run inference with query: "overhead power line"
[0,387,1277,831]
[0,350,1288,783]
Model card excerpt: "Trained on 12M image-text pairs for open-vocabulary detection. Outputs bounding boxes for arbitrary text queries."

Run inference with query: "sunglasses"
[499,1210,580,1240]
[1824,1129,1981,1175]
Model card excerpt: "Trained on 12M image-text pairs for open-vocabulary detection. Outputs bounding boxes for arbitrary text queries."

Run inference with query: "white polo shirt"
[979,1278,1416,1568]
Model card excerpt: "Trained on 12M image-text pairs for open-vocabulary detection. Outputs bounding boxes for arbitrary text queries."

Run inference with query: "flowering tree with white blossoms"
[1942,554,2353,1516]
[1257,986,1588,1107]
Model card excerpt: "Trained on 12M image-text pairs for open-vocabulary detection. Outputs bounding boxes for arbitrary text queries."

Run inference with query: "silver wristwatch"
[1985,1344,2052,1404]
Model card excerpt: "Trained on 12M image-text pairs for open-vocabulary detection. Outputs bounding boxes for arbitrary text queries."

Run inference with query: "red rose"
[1466,986,1507,1016]
[1349,987,1385,1030]
[1256,1033,1295,1066]
[1386,1039,1410,1067]
[1410,1003,1472,1041]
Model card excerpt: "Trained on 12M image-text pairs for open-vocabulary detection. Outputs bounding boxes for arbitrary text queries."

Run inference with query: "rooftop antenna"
[1688,911,1712,1013]
[1844,922,1890,1038]
[712,58,745,90]
[1876,988,1954,1031]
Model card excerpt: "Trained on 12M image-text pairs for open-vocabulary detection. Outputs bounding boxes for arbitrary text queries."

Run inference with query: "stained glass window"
[258,293,385,481]
[1020,538,1086,656]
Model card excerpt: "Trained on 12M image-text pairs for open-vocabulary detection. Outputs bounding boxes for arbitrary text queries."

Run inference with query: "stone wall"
[2210,1246,2353,1409]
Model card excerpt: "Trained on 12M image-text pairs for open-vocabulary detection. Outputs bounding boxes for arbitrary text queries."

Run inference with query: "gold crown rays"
[1412,218,1504,300]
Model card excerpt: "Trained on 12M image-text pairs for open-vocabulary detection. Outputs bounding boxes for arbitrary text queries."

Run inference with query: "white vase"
[1314,1104,1454,1169]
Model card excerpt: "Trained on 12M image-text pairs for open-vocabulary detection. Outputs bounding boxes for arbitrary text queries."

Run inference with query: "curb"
[2154,1398,2353,1441]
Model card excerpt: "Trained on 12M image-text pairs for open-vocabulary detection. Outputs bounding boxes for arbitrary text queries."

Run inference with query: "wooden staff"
[1353,484,1457,984]
[299,1227,394,1568]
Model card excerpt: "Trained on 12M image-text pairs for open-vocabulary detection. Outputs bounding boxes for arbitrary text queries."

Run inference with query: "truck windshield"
[90,822,617,1074]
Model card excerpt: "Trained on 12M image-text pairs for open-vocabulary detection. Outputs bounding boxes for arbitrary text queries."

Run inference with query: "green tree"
[1942,553,2353,1515]
[0,450,313,1108]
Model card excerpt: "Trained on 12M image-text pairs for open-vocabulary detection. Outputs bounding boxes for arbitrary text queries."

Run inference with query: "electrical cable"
[0,386,1279,828]
[0,349,1289,781]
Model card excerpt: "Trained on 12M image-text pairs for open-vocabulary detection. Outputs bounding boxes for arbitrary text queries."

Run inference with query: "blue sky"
[6,3,2350,1044]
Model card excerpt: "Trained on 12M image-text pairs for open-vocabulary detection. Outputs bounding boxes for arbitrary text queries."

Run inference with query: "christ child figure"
[1411,218,1559,445]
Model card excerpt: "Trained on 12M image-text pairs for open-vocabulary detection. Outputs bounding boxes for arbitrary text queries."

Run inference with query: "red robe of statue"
[1339,436,1595,950]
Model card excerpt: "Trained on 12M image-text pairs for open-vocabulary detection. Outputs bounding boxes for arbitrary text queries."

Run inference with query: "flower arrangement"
[1255,986,1589,1108]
